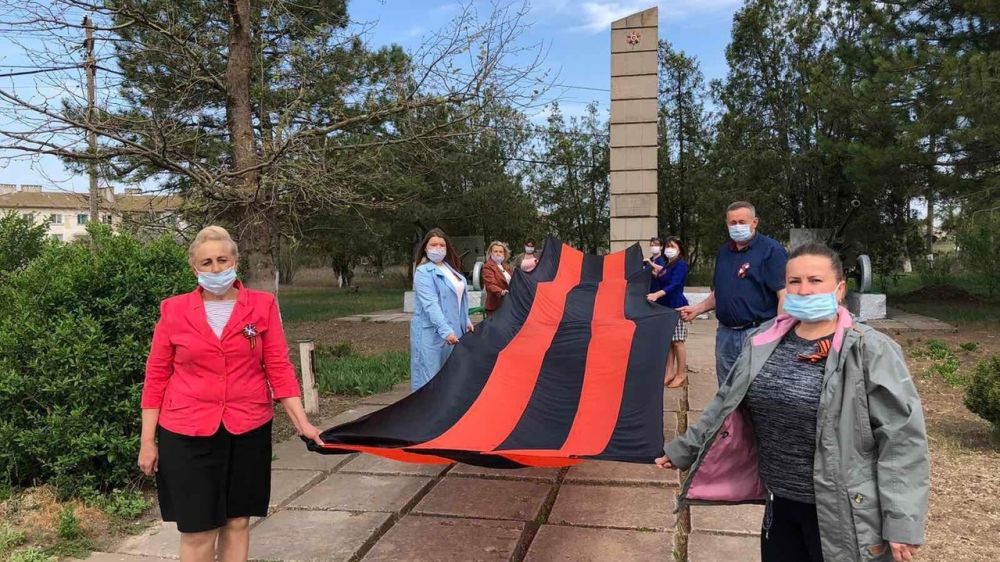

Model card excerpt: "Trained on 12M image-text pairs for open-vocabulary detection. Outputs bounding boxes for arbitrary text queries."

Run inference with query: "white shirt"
[502,269,511,284]
[446,267,466,310]
[204,300,237,339]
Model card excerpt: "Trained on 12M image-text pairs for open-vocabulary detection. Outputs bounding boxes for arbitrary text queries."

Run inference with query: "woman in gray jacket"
[656,243,928,562]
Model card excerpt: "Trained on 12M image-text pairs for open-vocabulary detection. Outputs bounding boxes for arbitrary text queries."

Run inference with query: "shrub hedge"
[0,226,192,494]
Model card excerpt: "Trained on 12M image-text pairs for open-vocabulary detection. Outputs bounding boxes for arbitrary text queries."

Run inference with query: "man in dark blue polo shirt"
[678,201,787,386]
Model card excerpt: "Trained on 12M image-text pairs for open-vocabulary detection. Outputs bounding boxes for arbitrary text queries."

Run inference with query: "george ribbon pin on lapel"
[243,323,258,349]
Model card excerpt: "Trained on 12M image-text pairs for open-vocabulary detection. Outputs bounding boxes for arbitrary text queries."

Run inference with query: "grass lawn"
[876,273,1000,326]
[278,287,402,324]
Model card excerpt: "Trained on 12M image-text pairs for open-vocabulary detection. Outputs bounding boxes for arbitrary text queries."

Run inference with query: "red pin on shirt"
[243,324,258,349]
[737,262,751,279]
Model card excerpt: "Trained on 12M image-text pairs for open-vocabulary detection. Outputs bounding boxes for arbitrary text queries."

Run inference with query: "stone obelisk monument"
[609,7,658,253]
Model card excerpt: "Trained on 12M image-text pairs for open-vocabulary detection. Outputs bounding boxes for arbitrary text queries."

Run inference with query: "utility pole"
[84,15,99,225]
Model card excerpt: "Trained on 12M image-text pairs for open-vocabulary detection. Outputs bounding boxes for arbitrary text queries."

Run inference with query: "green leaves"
[965,356,1000,432]
[0,229,191,494]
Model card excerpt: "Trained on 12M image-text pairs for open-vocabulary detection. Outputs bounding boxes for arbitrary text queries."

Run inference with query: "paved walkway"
[82,320,763,562]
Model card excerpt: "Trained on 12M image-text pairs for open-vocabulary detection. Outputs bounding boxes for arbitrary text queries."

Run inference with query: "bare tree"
[0,0,547,290]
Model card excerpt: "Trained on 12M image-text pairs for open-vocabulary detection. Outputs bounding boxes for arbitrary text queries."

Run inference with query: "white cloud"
[577,1,655,33]
[403,25,427,39]
[537,0,742,33]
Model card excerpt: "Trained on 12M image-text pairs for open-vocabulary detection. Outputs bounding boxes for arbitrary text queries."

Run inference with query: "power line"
[0,65,82,78]
[548,82,610,92]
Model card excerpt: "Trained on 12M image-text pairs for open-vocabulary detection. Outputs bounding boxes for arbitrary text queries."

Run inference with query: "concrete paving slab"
[664,387,682,411]
[691,504,764,536]
[362,516,525,562]
[688,410,704,427]
[115,522,179,559]
[287,473,432,513]
[80,554,174,562]
[317,404,385,428]
[688,378,718,410]
[524,525,672,562]
[548,484,674,531]
[248,509,392,562]
[413,477,552,521]
[688,531,761,562]
[271,439,352,472]
[360,384,411,406]
[563,460,675,486]
[663,410,679,441]
[447,463,560,482]
[339,454,451,477]
[270,469,325,510]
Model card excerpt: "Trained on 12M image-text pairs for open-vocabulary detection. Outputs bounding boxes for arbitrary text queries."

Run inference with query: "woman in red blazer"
[482,241,514,317]
[137,226,322,562]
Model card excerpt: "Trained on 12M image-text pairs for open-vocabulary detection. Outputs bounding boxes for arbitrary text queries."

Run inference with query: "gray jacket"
[665,309,929,561]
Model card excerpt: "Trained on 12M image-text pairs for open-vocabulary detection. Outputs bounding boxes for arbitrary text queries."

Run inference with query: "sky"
[0,0,743,193]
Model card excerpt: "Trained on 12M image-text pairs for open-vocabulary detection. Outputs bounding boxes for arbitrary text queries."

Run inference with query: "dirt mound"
[899,284,983,303]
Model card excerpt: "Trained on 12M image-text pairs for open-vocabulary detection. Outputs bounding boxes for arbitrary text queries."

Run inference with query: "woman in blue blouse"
[647,236,690,387]
[410,228,474,392]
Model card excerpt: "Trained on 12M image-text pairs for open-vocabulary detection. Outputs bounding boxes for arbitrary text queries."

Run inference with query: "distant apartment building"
[0,183,183,241]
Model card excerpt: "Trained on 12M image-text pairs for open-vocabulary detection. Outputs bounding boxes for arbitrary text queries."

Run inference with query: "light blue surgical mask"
[491,255,505,265]
[728,224,753,243]
[784,285,842,322]
[426,248,446,264]
[198,266,237,295]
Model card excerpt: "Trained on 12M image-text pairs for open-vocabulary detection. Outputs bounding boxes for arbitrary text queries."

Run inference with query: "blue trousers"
[715,325,752,387]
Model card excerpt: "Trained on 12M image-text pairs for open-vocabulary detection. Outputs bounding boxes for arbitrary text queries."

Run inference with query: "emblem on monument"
[626,31,641,45]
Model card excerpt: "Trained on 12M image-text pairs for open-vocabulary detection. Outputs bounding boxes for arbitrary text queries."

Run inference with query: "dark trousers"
[761,495,824,562]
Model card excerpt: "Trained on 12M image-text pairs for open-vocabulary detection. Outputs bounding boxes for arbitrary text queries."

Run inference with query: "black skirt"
[155,420,272,533]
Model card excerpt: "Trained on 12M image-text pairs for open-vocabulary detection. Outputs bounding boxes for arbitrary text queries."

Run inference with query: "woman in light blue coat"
[410,228,473,391]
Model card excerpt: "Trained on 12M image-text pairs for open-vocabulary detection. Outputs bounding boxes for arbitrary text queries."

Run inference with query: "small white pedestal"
[847,292,887,321]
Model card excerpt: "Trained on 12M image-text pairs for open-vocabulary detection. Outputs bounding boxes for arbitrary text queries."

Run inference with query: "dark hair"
[525,238,536,246]
[788,243,844,281]
[414,227,462,270]
[726,201,756,217]
[649,236,663,245]
[663,236,685,260]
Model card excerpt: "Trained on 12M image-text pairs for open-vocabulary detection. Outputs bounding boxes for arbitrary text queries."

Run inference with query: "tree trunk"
[925,135,937,252]
[225,0,274,291]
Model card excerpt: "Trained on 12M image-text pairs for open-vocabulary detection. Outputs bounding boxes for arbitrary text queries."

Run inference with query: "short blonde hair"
[487,241,510,260]
[188,225,239,265]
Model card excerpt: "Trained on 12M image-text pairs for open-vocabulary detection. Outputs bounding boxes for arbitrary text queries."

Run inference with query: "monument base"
[404,290,482,313]
[847,292,887,322]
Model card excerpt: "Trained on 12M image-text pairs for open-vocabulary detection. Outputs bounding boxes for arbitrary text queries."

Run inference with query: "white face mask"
[524,246,535,254]
[650,246,662,256]
[664,248,679,259]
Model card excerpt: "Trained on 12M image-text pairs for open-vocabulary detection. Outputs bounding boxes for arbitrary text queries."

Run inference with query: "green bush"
[965,356,1000,431]
[960,342,980,352]
[0,524,27,558]
[957,212,1000,298]
[8,547,54,562]
[0,211,48,274]
[56,507,82,541]
[915,253,957,287]
[0,225,192,494]
[89,488,152,520]
[315,350,409,396]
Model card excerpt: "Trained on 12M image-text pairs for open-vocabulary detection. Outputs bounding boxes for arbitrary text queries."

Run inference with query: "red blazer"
[141,282,301,436]
[482,260,512,312]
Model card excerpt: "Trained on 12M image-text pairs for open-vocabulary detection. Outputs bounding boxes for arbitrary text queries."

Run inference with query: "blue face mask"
[198,266,237,295]
[728,224,753,243]
[784,285,841,322]
[426,248,446,264]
